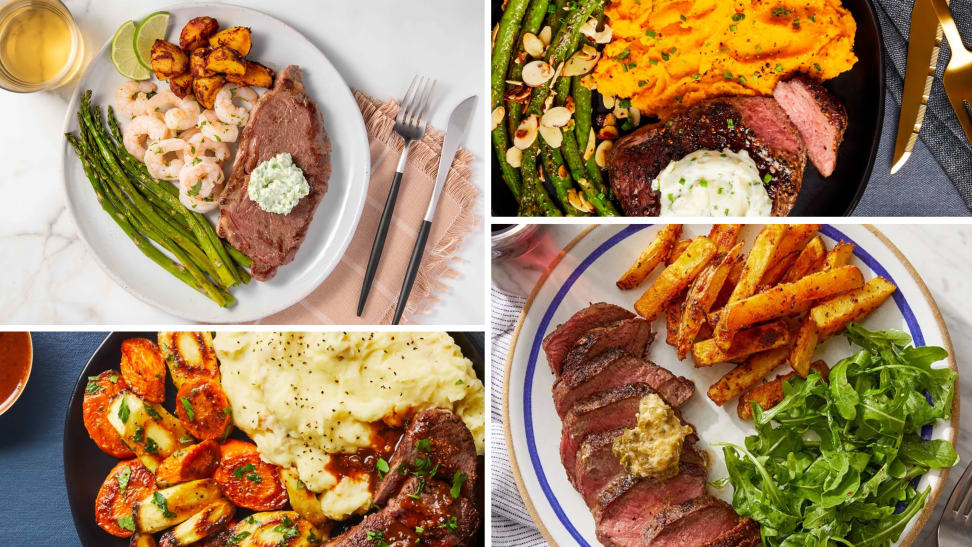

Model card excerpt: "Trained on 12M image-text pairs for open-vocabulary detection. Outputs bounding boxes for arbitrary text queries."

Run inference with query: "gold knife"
[892,0,944,174]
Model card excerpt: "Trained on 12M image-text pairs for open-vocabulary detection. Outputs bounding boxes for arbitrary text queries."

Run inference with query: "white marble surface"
[492,223,972,545]
[0,0,485,326]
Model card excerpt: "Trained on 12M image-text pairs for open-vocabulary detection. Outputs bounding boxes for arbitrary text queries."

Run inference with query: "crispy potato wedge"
[169,72,193,99]
[822,241,855,271]
[616,224,682,290]
[131,533,158,547]
[726,224,786,305]
[714,265,864,348]
[226,60,275,88]
[281,469,328,527]
[789,314,819,377]
[666,238,693,265]
[95,459,156,538]
[665,299,684,347]
[635,236,717,320]
[707,345,789,406]
[708,224,743,254]
[206,45,246,76]
[108,391,195,472]
[761,224,820,286]
[180,16,219,51]
[176,378,233,441]
[159,499,235,546]
[192,75,224,110]
[737,361,830,419]
[189,47,215,78]
[208,26,252,56]
[811,277,897,337]
[151,40,190,80]
[156,440,221,487]
[676,242,742,359]
[158,332,220,389]
[120,338,167,403]
[780,235,826,283]
[227,511,321,547]
[692,319,790,366]
[133,479,223,533]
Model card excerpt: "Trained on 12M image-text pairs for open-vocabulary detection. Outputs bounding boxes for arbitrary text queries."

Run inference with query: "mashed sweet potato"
[593,0,857,116]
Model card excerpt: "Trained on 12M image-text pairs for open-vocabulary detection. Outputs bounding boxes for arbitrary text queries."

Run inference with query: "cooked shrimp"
[214,84,258,126]
[115,80,157,118]
[123,114,170,162]
[178,158,225,213]
[197,110,238,143]
[145,90,181,115]
[144,138,187,181]
[184,131,230,165]
[163,96,202,131]
[177,127,200,141]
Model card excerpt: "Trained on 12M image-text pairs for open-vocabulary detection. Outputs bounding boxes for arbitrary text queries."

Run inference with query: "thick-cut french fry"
[666,238,693,265]
[707,345,789,406]
[811,277,897,337]
[714,265,864,348]
[616,224,682,290]
[635,237,717,320]
[757,224,821,289]
[676,242,743,359]
[789,314,819,377]
[665,299,683,347]
[708,224,743,253]
[781,235,826,283]
[692,319,790,366]
[727,224,786,305]
[736,360,830,419]
[822,241,855,271]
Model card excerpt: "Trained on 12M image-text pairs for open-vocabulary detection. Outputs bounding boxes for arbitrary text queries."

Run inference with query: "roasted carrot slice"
[176,378,233,441]
[219,439,259,460]
[214,453,288,511]
[83,370,134,458]
[95,459,156,537]
[156,440,221,487]
[120,338,167,403]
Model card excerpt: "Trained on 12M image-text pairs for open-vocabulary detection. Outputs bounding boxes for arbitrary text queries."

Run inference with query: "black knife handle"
[357,170,405,316]
[392,220,432,325]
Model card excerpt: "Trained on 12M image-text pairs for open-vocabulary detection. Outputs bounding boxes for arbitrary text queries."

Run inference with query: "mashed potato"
[593,0,857,115]
[215,332,484,520]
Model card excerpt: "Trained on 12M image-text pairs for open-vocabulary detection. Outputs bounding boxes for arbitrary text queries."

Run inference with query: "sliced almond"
[505,146,522,168]
[539,25,552,45]
[598,125,619,141]
[491,106,505,131]
[580,74,597,89]
[522,61,554,87]
[583,128,596,160]
[557,163,568,178]
[595,140,614,168]
[580,18,613,44]
[613,104,629,119]
[630,106,641,127]
[541,106,572,128]
[491,24,499,48]
[562,46,601,77]
[513,115,539,149]
[522,33,546,58]
[568,188,595,213]
[539,125,563,148]
[504,84,531,104]
[602,94,616,109]
[544,93,555,111]
[549,60,565,89]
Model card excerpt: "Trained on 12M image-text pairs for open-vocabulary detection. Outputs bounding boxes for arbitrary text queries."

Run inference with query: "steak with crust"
[774,75,848,177]
[218,65,332,281]
[641,495,740,547]
[542,303,634,377]
[559,318,655,377]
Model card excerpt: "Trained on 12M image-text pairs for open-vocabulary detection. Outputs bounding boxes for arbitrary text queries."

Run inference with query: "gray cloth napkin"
[491,287,548,546]
[877,0,972,207]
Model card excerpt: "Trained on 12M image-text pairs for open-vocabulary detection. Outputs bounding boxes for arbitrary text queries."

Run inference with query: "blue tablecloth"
[0,332,105,546]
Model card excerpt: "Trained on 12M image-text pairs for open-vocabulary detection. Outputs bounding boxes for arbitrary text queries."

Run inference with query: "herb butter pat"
[612,393,693,480]
[247,152,309,215]
[651,148,773,217]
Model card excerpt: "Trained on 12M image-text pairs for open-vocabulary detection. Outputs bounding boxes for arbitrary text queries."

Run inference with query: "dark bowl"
[490,0,885,217]
[64,332,485,546]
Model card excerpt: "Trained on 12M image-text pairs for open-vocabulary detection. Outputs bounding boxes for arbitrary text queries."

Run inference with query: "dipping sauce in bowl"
[0,332,32,414]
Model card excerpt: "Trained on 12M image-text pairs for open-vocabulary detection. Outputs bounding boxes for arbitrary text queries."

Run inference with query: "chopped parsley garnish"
[415,526,424,534]
[375,458,390,479]
[723,70,733,79]
[118,398,130,423]
[144,437,159,455]
[732,13,745,21]
[616,49,630,60]
[619,98,631,109]
[273,516,299,541]
[233,463,256,479]
[132,425,144,443]
[738,75,747,83]
[813,63,822,71]
[729,24,737,32]
[450,470,467,499]
[188,181,202,197]
[180,397,196,421]
[775,64,785,73]
[763,173,772,184]
[144,405,161,420]
[440,516,459,532]
[645,29,656,38]
[115,465,131,494]
[692,72,700,81]
[416,438,431,452]
[727,119,735,130]
[408,477,427,499]
[699,179,708,187]
[85,380,101,394]
[228,531,250,544]
[152,491,176,518]
[116,515,135,531]
[108,375,118,383]
[661,51,670,61]
[179,435,195,444]
[455,379,464,385]
[366,530,383,541]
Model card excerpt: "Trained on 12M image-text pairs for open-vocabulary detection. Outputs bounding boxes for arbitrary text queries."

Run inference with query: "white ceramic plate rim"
[504,224,959,547]
[60,2,370,322]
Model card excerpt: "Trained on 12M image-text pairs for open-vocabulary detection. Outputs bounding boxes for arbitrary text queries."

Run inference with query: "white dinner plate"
[61,3,369,322]
[503,224,959,546]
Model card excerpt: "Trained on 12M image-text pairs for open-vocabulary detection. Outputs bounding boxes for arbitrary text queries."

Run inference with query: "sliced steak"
[326,476,478,547]
[372,408,477,506]
[559,318,655,377]
[774,75,848,177]
[641,495,740,547]
[542,303,634,376]
[606,97,807,217]
[217,65,332,281]
[593,463,708,547]
[552,349,694,418]
[702,518,761,547]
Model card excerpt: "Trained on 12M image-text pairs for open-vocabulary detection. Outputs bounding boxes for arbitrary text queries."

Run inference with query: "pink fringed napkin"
[257,91,480,324]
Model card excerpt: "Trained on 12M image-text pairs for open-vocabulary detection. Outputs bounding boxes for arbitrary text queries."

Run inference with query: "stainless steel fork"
[938,459,972,546]
[357,75,436,316]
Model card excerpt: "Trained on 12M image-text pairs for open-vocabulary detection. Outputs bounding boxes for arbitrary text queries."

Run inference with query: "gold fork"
[931,0,972,146]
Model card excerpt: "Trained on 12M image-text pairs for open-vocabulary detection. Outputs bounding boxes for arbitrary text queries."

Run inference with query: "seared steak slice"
[373,408,477,506]
[702,518,761,547]
[641,495,739,547]
[542,303,634,376]
[559,318,655,377]
[774,75,848,177]
[593,463,708,547]
[217,65,332,281]
[606,97,806,217]
[326,476,478,546]
[552,349,694,418]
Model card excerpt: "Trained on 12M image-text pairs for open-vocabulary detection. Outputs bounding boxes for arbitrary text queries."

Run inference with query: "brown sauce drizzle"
[323,421,403,492]
[0,332,30,413]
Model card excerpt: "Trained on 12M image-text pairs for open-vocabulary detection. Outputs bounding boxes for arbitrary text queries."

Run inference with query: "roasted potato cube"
[180,16,219,50]
[206,46,245,76]
[130,532,158,547]
[208,26,252,56]
[616,224,682,290]
[158,332,220,389]
[226,60,275,88]
[133,479,223,533]
[107,391,194,472]
[281,470,327,527]
[159,499,235,546]
[190,47,215,78]
[169,72,194,99]
[150,40,190,81]
[227,511,321,546]
[193,75,225,110]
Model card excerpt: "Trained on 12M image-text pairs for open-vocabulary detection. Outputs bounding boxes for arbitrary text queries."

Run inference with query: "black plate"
[490,0,885,217]
[64,332,485,546]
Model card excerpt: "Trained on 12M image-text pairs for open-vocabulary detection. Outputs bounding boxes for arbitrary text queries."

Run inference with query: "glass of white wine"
[0,0,84,92]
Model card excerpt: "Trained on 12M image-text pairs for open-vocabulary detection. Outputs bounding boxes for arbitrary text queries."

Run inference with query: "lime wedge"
[134,11,170,70]
[112,21,152,80]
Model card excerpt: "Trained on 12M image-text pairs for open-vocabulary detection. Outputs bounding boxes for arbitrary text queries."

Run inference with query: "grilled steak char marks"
[641,495,741,547]
[542,303,635,376]
[217,65,332,281]
[606,97,807,217]
[559,318,655,377]
[774,75,848,177]
[702,518,762,547]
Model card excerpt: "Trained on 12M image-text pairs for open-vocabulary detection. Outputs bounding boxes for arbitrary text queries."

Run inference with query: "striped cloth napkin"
[491,287,548,546]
